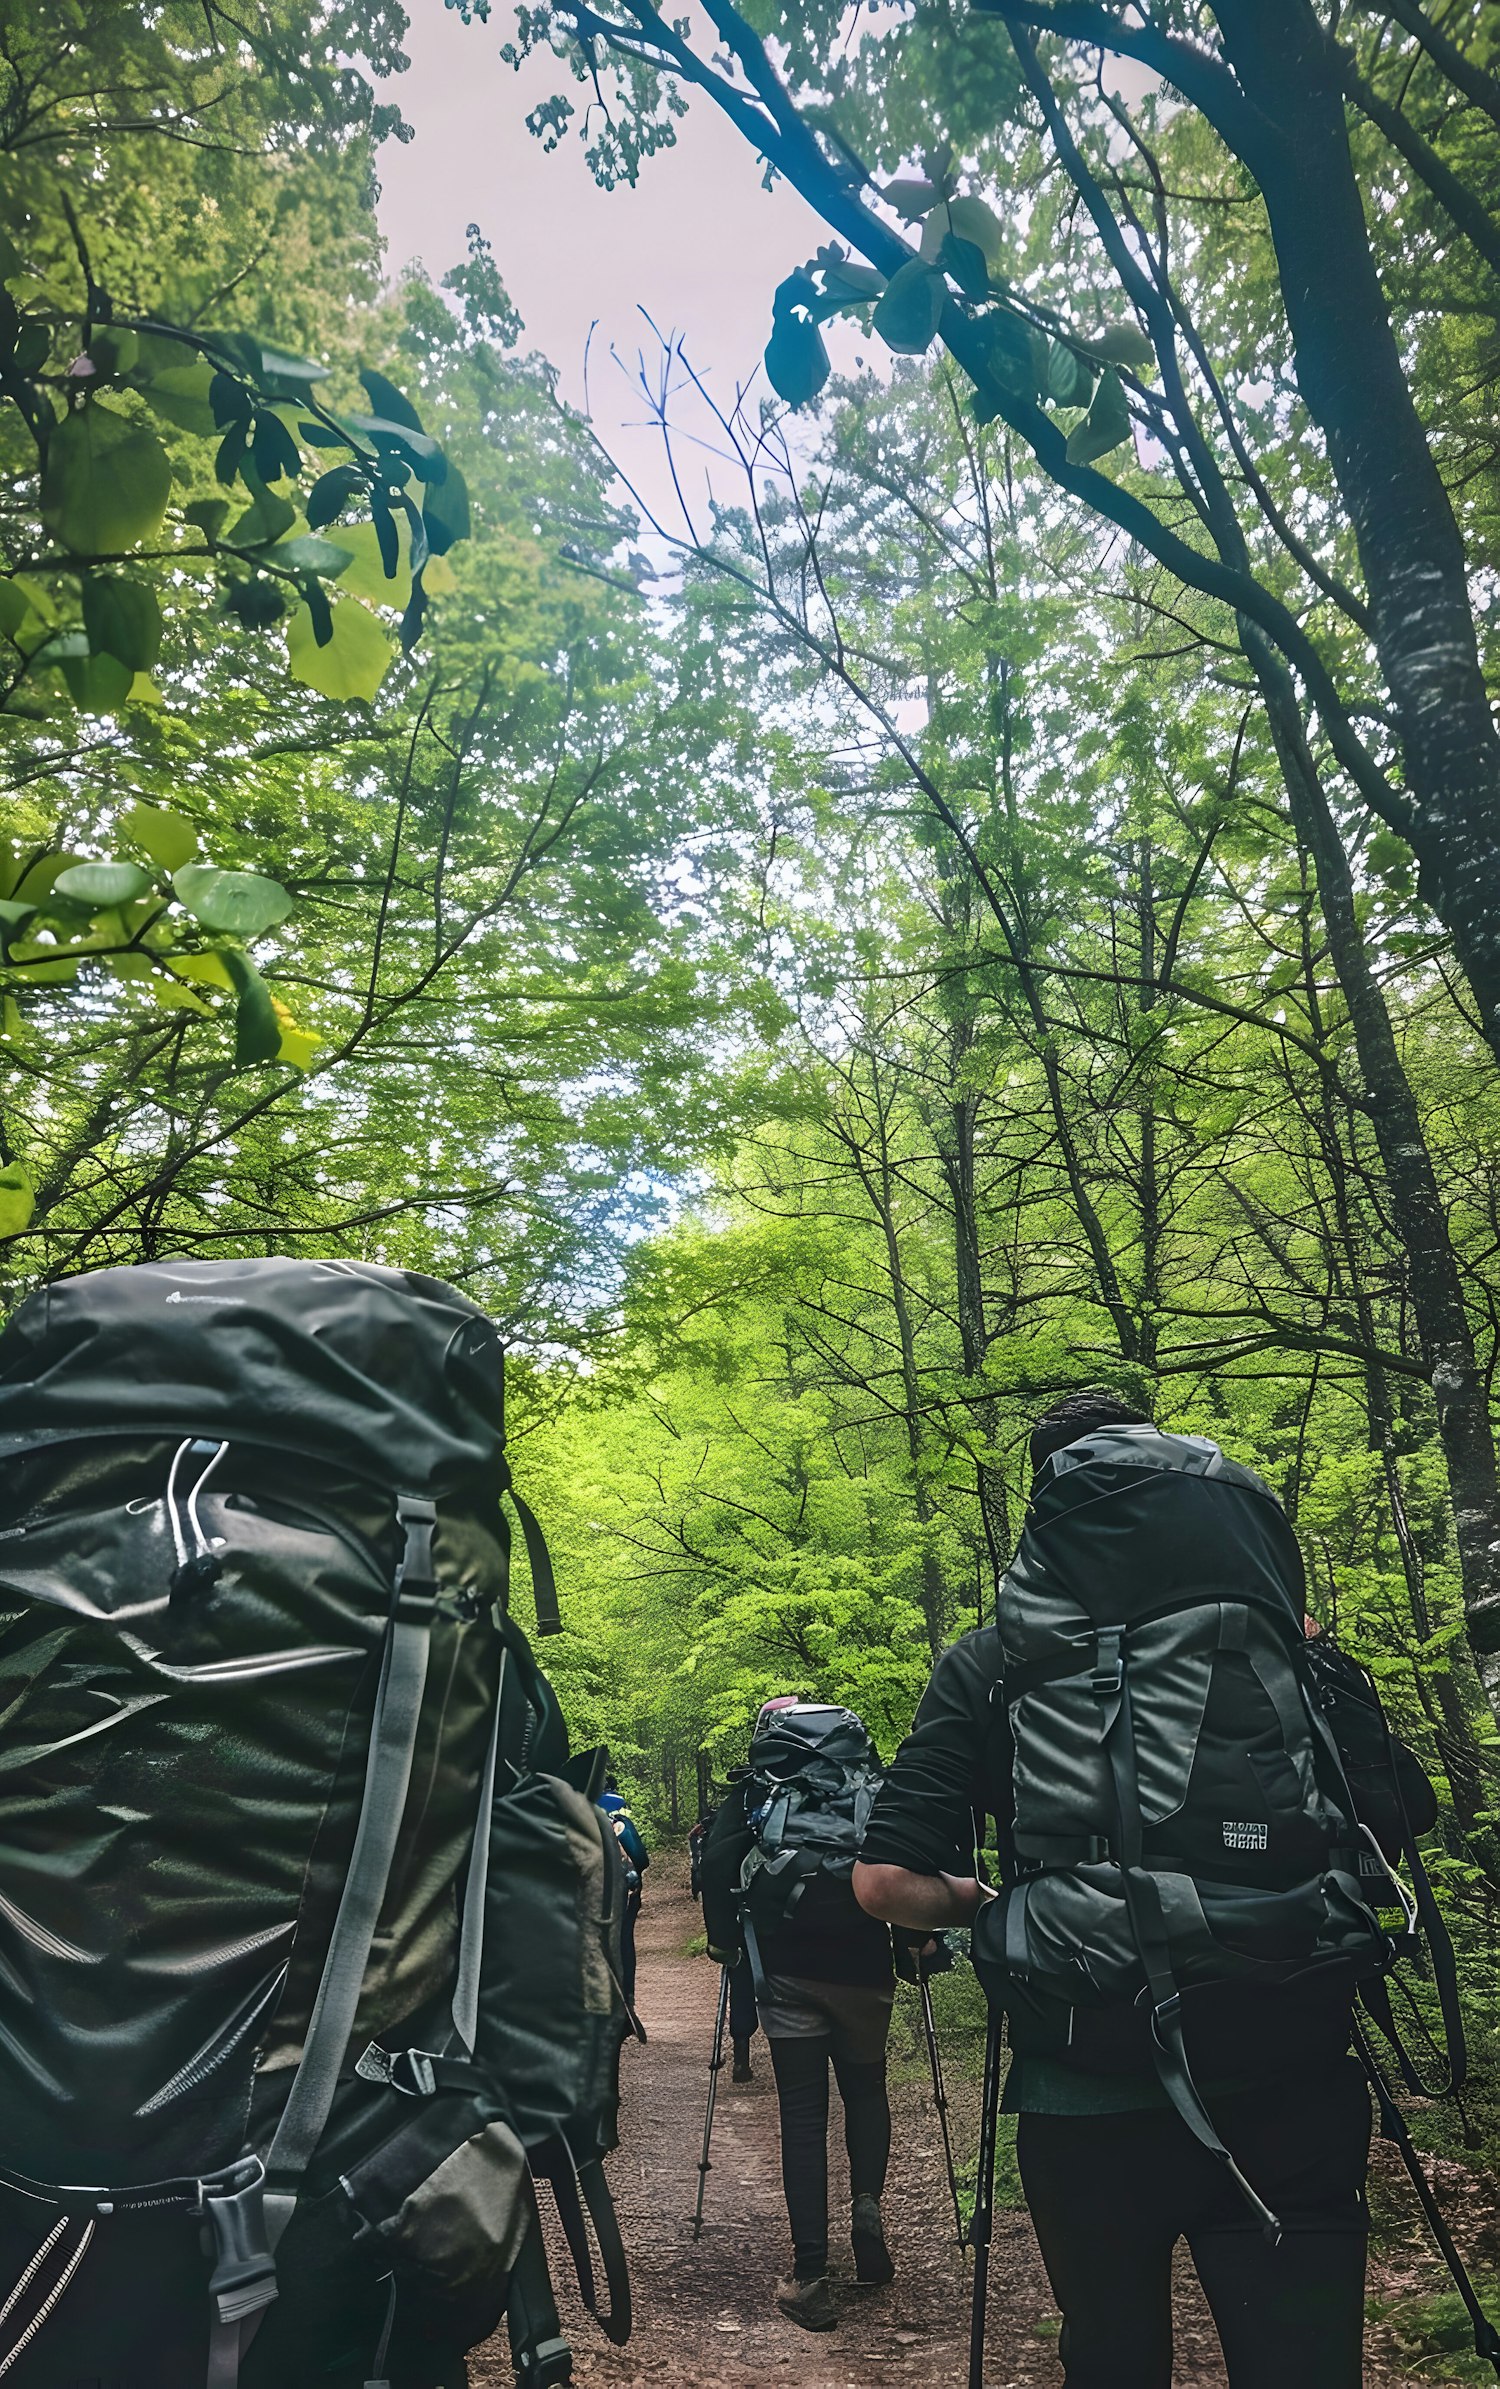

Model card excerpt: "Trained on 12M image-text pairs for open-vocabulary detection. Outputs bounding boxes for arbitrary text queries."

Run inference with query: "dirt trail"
[474,1868,1440,2388]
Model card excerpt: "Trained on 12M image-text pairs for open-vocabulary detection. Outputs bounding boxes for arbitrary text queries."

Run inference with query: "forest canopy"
[3,2,1500,1992]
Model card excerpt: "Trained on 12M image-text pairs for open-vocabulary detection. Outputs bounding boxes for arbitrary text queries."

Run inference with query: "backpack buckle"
[1090,1629,1125,1699]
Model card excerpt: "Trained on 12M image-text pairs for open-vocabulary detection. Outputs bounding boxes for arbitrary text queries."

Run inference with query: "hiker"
[700,1697,895,2333]
[600,1774,649,2007]
[692,1803,760,2081]
[854,1388,1440,2389]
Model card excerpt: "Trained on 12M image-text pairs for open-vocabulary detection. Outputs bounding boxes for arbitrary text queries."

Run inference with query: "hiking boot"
[731,2037,753,2083]
[776,2273,838,2332]
[851,2193,894,2285]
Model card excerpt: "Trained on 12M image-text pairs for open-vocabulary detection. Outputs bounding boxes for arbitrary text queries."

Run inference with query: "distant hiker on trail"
[854,1388,1445,2389]
[691,1802,759,2081]
[700,1697,895,2333]
[600,1775,649,2007]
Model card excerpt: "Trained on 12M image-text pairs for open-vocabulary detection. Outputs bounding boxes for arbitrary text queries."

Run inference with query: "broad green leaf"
[765,314,831,408]
[81,575,162,671]
[88,326,139,377]
[325,518,412,607]
[938,234,989,300]
[881,178,942,220]
[0,996,21,1041]
[53,859,154,907]
[0,579,38,641]
[151,980,212,1014]
[221,948,282,1067]
[0,898,36,933]
[40,403,171,555]
[172,863,294,939]
[286,595,393,701]
[920,195,1003,270]
[276,1027,322,1070]
[59,648,134,713]
[272,532,355,579]
[1047,340,1096,409]
[873,260,946,356]
[423,553,459,598]
[1087,321,1156,373]
[1065,367,1132,465]
[123,801,197,870]
[170,950,235,991]
[422,463,470,556]
[359,366,423,432]
[5,941,80,983]
[0,1162,34,1239]
[970,310,1041,413]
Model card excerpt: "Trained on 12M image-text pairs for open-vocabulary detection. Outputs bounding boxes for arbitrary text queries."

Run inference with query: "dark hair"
[1029,1388,1151,1477]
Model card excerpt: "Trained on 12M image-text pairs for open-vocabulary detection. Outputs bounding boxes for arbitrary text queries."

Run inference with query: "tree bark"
[1244,620,1500,1706]
[1211,0,1500,1051]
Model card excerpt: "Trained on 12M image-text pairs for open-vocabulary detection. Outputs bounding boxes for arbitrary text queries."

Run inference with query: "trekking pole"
[967,2006,1004,2389]
[917,1973,965,2251]
[1355,2019,1500,2378]
[692,1964,732,2241]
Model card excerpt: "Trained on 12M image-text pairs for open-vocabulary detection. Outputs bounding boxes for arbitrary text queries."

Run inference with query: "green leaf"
[221,948,282,1068]
[52,859,154,907]
[881,178,943,221]
[1065,366,1132,465]
[872,260,946,356]
[0,579,38,642]
[325,518,411,607]
[59,648,134,713]
[359,366,424,433]
[88,326,139,377]
[1087,321,1156,373]
[81,575,163,672]
[970,310,1041,414]
[255,345,329,396]
[0,1162,34,1240]
[226,462,297,549]
[765,314,831,408]
[40,404,171,556]
[183,497,229,542]
[1046,340,1096,409]
[286,595,394,701]
[421,463,470,557]
[172,863,294,939]
[123,801,197,871]
[0,898,37,939]
[273,532,356,578]
[345,414,445,480]
[131,339,220,435]
[938,234,990,300]
[920,195,1003,271]
[306,464,366,529]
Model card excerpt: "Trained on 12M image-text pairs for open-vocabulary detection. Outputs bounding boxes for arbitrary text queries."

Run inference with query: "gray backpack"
[972,1426,1406,2231]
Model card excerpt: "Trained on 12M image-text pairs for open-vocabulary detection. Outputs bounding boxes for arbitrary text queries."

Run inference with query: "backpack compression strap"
[208,1496,440,2388]
[1092,1621,1284,2242]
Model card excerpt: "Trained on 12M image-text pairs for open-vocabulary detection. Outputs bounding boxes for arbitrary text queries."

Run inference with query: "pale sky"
[376,3,870,523]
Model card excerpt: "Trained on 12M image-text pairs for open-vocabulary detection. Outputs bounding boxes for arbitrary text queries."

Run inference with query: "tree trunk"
[1212,0,1500,1052]
[1244,620,1500,1709]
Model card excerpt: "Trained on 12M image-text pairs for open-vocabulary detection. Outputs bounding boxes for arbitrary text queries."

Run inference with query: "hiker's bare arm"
[852,1860,986,1930]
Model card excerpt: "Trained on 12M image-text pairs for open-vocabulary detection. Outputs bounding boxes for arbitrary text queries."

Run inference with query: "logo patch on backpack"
[1222,1819,1269,1851]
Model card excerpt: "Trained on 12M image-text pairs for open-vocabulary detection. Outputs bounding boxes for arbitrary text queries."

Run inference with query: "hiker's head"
[1029,1388,1151,1480]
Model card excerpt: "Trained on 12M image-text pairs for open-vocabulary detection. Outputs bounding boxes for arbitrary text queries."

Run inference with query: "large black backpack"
[0,1256,634,2388]
[737,1704,882,1976]
[971,1425,1455,2231]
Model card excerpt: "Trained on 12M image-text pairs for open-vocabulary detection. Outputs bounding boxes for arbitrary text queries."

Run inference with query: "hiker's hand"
[854,1860,983,1930]
[708,1945,738,1966]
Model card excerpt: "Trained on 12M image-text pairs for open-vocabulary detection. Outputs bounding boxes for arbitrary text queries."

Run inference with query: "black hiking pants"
[762,1974,894,2280]
[1015,2055,1372,2389]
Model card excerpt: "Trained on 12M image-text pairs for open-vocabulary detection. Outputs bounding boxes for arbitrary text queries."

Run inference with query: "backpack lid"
[747,1702,875,1781]
[1013,1423,1305,1627]
[0,1255,507,1494]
